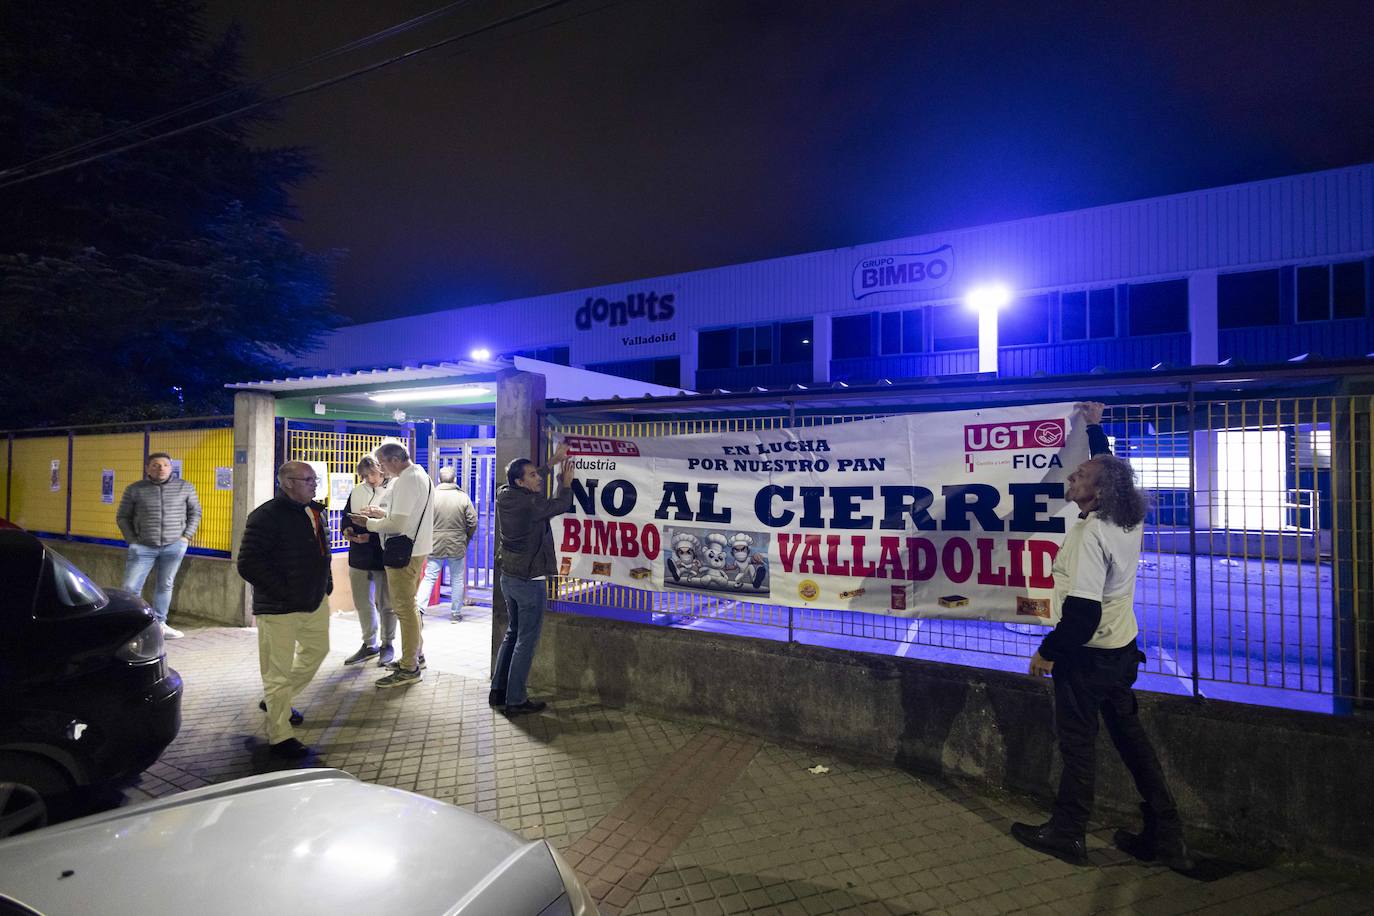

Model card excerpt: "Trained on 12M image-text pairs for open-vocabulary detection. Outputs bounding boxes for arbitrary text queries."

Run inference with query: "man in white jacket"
[355,443,433,688]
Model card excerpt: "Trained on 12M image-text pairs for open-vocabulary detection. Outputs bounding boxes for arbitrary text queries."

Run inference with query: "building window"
[780,320,813,364]
[877,309,925,355]
[832,314,873,359]
[932,304,978,351]
[1333,261,1368,319]
[998,293,1050,346]
[1063,289,1117,340]
[700,320,812,370]
[698,328,733,370]
[1128,279,1188,335]
[504,345,570,365]
[1218,269,1280,328]
[585,357,680,387]
[737,323,773,367]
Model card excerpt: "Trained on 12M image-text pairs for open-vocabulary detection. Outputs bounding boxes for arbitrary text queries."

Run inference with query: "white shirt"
[365,464,434,557]
[1052,513,1140,650]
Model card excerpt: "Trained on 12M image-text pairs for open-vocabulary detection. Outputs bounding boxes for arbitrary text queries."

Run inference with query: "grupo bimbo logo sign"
[852,245,954,299]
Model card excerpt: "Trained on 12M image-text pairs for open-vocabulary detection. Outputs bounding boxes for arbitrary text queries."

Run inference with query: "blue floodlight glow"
[965,283,1012,313]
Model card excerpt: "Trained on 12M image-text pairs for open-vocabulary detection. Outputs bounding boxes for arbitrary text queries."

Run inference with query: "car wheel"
[0,781,48,838]
[0,753,69,838]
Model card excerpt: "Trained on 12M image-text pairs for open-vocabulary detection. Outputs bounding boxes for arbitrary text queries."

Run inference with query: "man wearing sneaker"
[358,443,433,689]
[491,443,573,716]
[236,461,333,759]
[417,465,479,621]
[1011,402,1192,871]
[115,452,201,639]
[341,455,396,666]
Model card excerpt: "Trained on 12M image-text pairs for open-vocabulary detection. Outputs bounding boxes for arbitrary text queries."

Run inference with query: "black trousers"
[1050,640,1180,836]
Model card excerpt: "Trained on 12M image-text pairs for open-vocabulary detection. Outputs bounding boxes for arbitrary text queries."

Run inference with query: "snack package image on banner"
[555,401,1091,622]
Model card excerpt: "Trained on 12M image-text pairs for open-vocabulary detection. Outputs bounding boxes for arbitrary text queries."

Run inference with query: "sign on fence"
[557,402,1092,620]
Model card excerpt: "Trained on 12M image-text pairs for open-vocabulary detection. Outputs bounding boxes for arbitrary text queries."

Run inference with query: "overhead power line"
[0,0,486,183]
[0,0,582,192]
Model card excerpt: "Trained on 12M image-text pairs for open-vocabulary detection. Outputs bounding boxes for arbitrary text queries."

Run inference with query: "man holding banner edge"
[1011,402,1193,872]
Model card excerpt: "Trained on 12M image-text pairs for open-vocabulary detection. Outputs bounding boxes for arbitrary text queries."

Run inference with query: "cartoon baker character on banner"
[727,532,768,590]
[699,532,732,588]
[666,531,705,584]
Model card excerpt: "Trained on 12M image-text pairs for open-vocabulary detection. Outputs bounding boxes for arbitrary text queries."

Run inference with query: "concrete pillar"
[812,314,832,383]
[680,329,698,392]
[492,369,547,665]
[232,390,277,626]
[1189,270,1219,365]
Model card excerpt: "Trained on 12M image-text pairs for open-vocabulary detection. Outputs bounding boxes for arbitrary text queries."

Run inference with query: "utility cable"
[0,0,578,189]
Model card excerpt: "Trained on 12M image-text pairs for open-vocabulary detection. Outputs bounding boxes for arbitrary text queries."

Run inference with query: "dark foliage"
[0,0,341,427]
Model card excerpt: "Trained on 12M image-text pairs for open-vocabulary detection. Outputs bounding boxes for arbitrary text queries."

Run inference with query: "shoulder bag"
[383,476,433,568]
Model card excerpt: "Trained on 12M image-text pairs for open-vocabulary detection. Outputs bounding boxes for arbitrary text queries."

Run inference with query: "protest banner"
[556,401,1093,622]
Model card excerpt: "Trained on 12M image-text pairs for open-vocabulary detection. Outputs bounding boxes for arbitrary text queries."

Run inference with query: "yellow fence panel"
[149,427,234,552]
[286,428,405,550]
[9,436,69,534]
[70,432,145,541]
[0,441,9,519]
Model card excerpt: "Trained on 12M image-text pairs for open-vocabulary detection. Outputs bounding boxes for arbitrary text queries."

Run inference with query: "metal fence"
[3,418,235,554]
[283,420,414,551]
[543,389,1373,712]
[431,439,499,591]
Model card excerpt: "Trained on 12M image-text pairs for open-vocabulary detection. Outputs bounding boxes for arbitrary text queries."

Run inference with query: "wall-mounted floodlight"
[470,348,492,361]
[964,283,1012,374]
[369,383,493,404]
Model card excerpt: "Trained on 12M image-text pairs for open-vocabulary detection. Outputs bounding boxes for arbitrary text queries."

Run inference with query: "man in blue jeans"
[116,452,202,638]
[491,443,572,716]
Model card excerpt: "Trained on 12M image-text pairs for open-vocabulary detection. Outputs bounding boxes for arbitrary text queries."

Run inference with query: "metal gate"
[284,421,413,550]
[430,438,498,590]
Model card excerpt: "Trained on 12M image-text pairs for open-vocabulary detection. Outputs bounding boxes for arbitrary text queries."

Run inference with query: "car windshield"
[47,549,108,610]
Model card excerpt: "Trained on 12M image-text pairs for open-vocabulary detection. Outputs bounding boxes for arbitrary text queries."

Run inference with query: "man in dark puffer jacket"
[237,461,333,759]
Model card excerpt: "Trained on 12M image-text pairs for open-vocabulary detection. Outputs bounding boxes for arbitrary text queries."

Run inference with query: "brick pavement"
[123,609,1371,915]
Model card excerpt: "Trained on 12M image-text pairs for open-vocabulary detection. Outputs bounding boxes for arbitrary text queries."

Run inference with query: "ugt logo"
[963,419,1065,452]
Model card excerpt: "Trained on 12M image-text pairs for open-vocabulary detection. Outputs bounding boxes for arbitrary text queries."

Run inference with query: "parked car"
[0,529,182,830]
[0,768,599,915]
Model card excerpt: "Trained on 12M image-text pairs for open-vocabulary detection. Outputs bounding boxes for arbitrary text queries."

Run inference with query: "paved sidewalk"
[127,612,1371,915]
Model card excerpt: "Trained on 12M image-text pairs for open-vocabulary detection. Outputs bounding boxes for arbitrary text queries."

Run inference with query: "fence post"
[1187,385,1201,700]
[5,433,12,519]
[65,430,74,539]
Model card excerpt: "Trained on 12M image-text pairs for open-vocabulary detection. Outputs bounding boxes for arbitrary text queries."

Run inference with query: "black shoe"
[504,700,547,716]
[344,644,380,665]
[488,690,506,707]
[259,700,304,726]
[1011,821,1087,865]
[1114,803,1195,872]
[269,738,311,759]
[376,644,395,666]
[1115,827,1195,872]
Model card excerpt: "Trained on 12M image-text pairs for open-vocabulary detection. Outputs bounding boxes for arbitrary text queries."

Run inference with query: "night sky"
[204,0,1374,323]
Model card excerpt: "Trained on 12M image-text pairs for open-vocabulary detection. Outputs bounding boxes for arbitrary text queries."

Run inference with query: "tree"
[0,0,341,427]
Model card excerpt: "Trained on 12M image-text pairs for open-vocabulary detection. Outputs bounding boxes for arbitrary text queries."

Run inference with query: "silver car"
[0,769,598,915]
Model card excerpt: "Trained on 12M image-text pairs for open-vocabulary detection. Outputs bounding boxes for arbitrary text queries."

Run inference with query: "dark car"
[0,529,182,834]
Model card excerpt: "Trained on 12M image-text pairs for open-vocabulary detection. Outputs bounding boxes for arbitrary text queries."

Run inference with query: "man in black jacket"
[237,461,333,759]
[490,443,572,716]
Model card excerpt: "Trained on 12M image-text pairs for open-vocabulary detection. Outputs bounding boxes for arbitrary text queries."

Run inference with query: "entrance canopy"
[227,356,691,424]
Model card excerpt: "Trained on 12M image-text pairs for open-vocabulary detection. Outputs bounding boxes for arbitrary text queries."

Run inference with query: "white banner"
[556,401,1093,622]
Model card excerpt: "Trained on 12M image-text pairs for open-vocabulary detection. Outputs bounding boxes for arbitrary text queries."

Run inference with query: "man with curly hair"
[1011,402,1193,872]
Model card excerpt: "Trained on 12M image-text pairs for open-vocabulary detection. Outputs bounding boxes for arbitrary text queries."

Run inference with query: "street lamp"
[965,283,1012,374]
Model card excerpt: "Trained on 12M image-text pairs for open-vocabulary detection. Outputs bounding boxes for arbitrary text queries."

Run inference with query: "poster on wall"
[170,459,183,480]
[49,459,60,491]
[101,469,115,504]
[307,461,330,504]
[329,473,354,506]
[555,402,1092,623]
[214,467,233,491]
